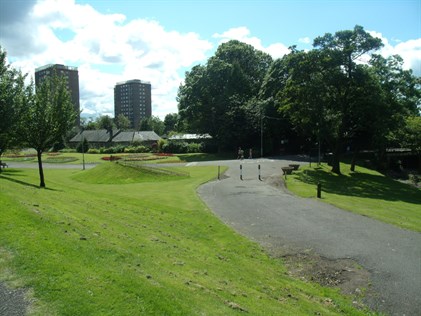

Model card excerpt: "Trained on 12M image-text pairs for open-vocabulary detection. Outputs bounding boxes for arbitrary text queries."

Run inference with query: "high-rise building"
[114,79,152,129]
[35,64,80,126]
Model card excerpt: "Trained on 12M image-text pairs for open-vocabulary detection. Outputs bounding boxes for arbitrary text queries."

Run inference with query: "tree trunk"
[331,142,341,175]
[350,148,359,172]
[37,149,46,188]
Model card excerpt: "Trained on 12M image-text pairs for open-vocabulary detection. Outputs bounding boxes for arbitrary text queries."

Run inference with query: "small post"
[258,164,261,181]
[240,164,243,181]
[317,182,322,198]
[218,165,220,180]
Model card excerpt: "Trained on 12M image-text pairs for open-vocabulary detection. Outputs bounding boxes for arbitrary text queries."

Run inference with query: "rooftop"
[116,79,151,86]
[35,64,78,72]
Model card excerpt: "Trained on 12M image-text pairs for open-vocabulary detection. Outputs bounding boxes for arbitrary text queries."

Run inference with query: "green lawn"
[1,152,233,165]
[286,163,421,232]
[0,164,373,315]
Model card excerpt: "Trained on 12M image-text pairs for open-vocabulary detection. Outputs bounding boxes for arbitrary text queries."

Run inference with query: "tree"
[96,115,115,131]
[164,113,179,134]
[139,116,165,135]
[178,40,272,151]
[399,116,421,171]
[368,54,421,166]
[0,46,27,169]
[115,113,131,130]
[19,75,76,188]
[277,26,383,174]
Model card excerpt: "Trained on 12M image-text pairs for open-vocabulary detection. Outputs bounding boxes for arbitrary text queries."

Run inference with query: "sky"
[1,0,420,120]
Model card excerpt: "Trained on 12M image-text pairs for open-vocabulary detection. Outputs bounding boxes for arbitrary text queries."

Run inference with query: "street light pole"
[82,134,85,170]
[260,107,263,158]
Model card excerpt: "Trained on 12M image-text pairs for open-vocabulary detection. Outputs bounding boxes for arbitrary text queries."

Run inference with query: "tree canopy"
[0,46,28,161]
[178,40,273,151]
[19,74,76,187]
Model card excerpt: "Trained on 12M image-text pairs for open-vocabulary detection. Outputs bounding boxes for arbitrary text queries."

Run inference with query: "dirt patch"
[281,252,370,295]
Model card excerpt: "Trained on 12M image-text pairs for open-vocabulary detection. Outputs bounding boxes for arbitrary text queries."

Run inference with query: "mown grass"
[286,163,421,232]
[0,164,374,315]
[1,152,235,165]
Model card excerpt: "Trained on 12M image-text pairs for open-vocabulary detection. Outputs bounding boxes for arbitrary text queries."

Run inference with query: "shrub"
[76,138,89,153]
[162,141,188,154]
[124,145,150,153]
[187,142,202,153]
[88,148,100,154]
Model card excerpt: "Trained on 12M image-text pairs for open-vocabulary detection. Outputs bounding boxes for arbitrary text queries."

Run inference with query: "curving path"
[195,157,421,316]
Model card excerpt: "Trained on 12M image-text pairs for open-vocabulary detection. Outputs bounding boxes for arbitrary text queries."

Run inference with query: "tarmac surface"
[194,157,421,316]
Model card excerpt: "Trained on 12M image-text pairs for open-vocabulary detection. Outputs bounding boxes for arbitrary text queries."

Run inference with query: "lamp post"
[80,128,85,170]
[260,109,263,158]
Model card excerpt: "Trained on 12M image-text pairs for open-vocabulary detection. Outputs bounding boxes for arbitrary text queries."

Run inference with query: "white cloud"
[369,31,421,76]
[213,26,290,59]
[1,0,213,120]
[298,37,311,44]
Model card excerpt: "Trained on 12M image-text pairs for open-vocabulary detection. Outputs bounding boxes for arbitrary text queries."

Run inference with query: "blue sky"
[1,0,420,119]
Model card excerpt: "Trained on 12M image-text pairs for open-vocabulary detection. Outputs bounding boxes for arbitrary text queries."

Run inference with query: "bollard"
[258,164,261,181]
[218,165,220,180]
[240,165,243,181]
[317,182,322,198]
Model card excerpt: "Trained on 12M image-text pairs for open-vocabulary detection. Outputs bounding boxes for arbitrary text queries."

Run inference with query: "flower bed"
[101,156,122,161]
[154,153,174,157]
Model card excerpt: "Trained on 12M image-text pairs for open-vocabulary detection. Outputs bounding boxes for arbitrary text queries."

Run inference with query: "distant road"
[3,162,97,169]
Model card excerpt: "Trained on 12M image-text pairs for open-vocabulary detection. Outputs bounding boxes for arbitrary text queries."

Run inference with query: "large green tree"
[178,40,272,151]
[139,116,165,135]
[0,46,28,167]
[278,26,383,174]
[19,75,76,188]
[114,113,131,130]
[368,54,421,162]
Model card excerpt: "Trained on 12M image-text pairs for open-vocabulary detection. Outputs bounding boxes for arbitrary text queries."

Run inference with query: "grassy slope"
[0,165,372,315]
[286,163,421,232]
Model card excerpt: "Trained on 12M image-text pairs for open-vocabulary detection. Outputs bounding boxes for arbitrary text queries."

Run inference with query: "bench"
[0,162,8,169]
[281,166,294,175]
[289,164,300,170]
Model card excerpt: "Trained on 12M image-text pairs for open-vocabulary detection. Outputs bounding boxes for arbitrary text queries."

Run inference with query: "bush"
[187,142,202,153]
[100,146,125,154]
[162,141,188,154]
[87,148,100,154]
[124,145,150,153]
[76,138,89,153]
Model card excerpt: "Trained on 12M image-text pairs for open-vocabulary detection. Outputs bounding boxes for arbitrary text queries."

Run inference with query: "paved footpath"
[195,158,421,316]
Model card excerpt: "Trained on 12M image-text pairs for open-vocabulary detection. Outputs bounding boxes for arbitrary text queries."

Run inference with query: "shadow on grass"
[176,153,234,163]
[0,174,59,191]
[296,168,421,204]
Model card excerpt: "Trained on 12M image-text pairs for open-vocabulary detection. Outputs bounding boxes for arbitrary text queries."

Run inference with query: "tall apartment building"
[114,79,152,129]
[35,64,80,126]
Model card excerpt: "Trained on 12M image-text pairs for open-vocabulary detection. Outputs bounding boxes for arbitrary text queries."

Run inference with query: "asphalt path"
[194,157,421,316]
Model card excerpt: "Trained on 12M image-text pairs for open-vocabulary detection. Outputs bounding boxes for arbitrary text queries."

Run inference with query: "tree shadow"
[296,168,421,204]
[0,174,59,191]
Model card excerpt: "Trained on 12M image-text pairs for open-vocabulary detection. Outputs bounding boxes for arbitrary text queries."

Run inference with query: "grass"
[0,163,373,315]
[286,163,421,232]
[1,152,234,165]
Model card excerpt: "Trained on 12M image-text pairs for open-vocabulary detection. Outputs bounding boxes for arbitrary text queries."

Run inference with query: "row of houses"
[70,130,161,148]
[70,130,212,148]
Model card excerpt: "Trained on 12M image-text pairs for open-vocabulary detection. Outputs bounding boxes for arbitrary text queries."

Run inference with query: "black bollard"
[317,182,322,198]
[218,165,220,180]
[258,164,261,181]
[240,165,243,181]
